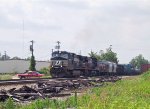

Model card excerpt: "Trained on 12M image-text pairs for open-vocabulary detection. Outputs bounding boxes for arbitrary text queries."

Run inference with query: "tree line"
[88,47,149,69]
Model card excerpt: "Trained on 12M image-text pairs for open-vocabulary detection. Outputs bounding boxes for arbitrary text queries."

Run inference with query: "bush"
[39,67,50,75]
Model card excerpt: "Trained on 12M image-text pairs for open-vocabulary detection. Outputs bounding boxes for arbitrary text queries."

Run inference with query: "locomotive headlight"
[61,65,62,67]
[52,65,53,67]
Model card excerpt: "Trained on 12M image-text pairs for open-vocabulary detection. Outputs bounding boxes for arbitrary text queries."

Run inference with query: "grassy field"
[0,74,14,80]
[1,71,150,109]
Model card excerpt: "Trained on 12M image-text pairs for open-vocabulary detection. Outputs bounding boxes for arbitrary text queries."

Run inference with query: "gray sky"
[0,0,150,63]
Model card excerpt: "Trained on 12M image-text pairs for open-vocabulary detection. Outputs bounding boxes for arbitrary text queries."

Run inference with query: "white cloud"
[0,0,150,63]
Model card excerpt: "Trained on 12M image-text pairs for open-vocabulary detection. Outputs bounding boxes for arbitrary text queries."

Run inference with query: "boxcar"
[141,64,150,73]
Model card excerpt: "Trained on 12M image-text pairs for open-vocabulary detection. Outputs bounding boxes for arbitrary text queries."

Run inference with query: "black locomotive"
[50,51,117,78]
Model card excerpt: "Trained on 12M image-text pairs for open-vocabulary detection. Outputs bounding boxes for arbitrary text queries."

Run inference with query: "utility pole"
[100,50,104,55]
[4,51,6,60]
[52,49,53,53]
[109,45,112,51]
[55,41,60,52]
[30,40,34,56]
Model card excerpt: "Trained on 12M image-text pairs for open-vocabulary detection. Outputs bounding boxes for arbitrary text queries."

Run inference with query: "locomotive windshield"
[52,51,68,59]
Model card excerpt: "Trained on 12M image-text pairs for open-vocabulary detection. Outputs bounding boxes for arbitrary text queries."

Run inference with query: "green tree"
[89,47,119,63]
[89,51,99,59]
[130,54,149,69]
[29,55,36,71]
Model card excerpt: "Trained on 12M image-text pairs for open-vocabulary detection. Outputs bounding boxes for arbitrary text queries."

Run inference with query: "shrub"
[39,67,50,75]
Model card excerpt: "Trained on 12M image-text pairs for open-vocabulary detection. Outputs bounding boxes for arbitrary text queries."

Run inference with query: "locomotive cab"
[50,51,75,77]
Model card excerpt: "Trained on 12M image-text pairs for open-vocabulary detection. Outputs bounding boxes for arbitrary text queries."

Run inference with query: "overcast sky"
[0,0,150,63]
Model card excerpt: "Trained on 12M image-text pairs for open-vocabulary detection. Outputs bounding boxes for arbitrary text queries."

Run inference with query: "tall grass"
[0,74,13,80]
[1,71,150,109]
[76,71,150,109]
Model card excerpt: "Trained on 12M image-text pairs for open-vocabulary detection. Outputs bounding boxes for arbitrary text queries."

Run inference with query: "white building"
[0,60,50,73]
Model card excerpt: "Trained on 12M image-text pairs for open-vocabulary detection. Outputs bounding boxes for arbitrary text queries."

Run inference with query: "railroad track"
[0,76,122,102]
[0,75,122,86]
[0,77,87,85]
[0,78,50,85]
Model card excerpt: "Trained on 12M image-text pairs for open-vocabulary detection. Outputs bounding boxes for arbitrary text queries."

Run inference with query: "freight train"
[50,51,117,78]
[117,64,140,75]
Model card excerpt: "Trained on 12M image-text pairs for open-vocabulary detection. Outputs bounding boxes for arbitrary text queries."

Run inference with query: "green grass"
[77,72,150,109]
[0,74,13,80]
[1,71,150,109]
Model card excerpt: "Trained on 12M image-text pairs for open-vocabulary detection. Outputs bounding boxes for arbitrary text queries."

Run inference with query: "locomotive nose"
[55,61,62,66]
[51,60,63,67]
[51,60,68,67]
